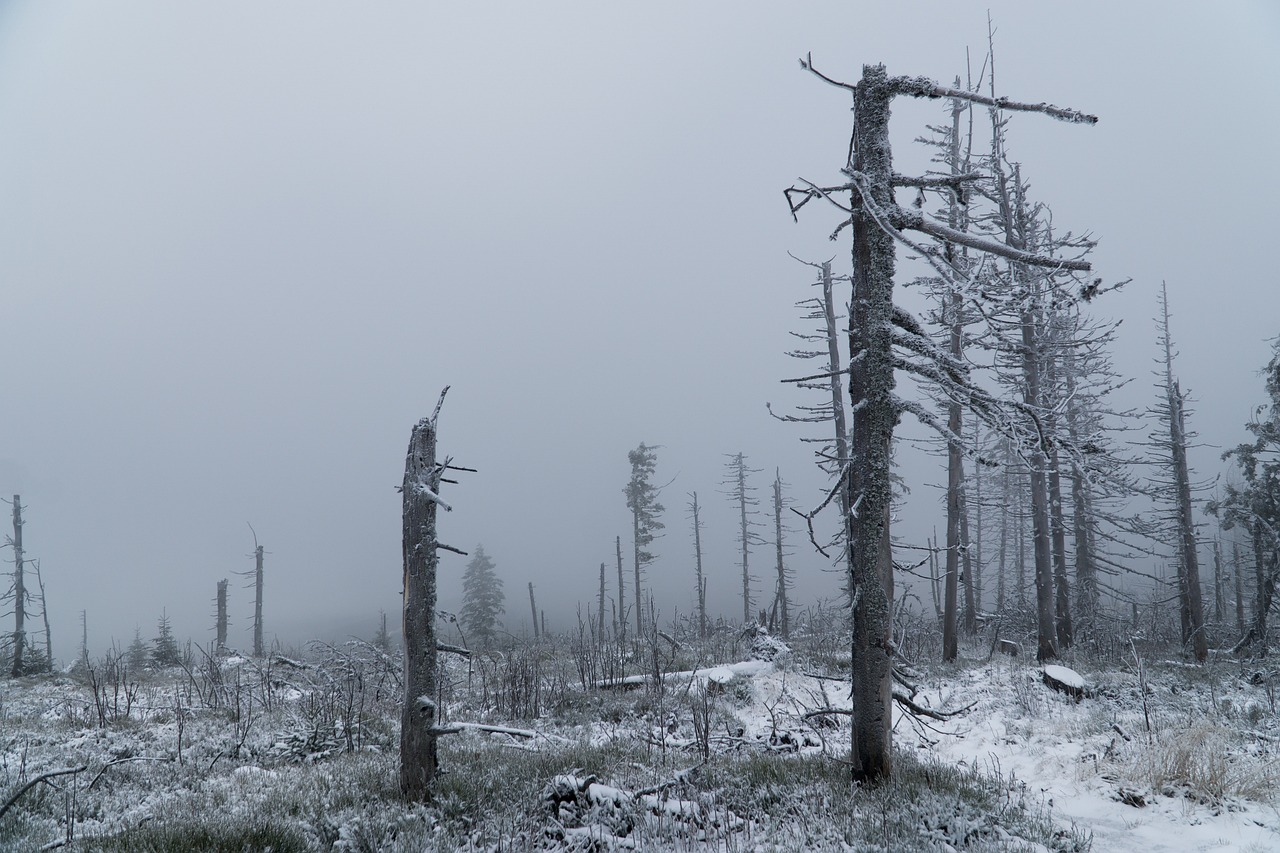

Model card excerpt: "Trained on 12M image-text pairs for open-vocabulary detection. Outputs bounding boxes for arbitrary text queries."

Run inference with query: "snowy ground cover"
[1,628,1277,851]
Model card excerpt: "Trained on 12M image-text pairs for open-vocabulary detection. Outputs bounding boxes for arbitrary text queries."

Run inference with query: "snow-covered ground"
[2,636,1278,850]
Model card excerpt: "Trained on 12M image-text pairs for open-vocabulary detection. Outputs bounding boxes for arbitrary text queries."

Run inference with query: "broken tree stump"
[1042,664,1086,701]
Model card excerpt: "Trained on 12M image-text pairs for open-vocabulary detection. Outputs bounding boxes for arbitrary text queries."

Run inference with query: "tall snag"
[400,387,469,801]
[9,495,25,677]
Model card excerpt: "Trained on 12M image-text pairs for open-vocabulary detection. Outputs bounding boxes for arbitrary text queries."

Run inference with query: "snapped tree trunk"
[252,544,264,658]
[528,582,539,640]
[215,579,228,652]
[400,397,447,801]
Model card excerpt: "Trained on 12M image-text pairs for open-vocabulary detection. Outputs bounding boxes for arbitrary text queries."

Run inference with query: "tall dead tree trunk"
[34,560,52,672]
[1169,385,1207,661]
[215,579,228,652]
[252,543,264,658]
[1234,540,1246,636]
[400,387,453,801]
[733,455,753,624]
[79,610,88,670]
[772,471,790,638]
[689,492,707,639]
[11,496,24,677]
[528,582,539,640]
[615,535,625,641]
[941,90,968,661]
[842,64,898,782]
[1157,285,1208,662]
[597,562,606,640]
[1213,539,1225,624]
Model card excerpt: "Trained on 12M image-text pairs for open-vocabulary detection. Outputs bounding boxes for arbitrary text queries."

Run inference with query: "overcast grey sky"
[0,2,1276,655]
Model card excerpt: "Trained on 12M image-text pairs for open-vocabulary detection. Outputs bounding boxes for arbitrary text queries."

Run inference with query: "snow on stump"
[997,639,1020,657]
[1042,664,1086,701]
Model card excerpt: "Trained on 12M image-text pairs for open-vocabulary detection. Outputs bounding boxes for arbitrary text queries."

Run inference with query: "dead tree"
[615,535,625,641]
[1153,284,1208,661]
[528,582,539,640]
[78,610,88,670]
[215,579,229,652]
[786,58,1095,780]
[399,386,469,801]
[244,525,265,658]
[771,470,793,637]
[33,560,52,672]
[688,492,708,638]
[9,495,25,677]
[773,258,851,597]
[722,452,763,624]
[597,562,606,640]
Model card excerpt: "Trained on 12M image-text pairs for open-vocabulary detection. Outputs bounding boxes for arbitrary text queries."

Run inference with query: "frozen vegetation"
[2,616,1278,851]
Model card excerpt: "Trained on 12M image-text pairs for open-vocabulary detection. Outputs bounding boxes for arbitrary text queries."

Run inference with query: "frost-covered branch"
[890,75,1098,125]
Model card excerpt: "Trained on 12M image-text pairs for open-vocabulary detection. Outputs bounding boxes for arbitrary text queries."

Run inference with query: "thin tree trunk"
[959,482,977,635]
[597,562,606,640]
[1047,441,1073,649]
[772,471,789,638]
[633,509,644,637]
[1253,525,1272,652]
[528,582,539,639]
[79,610,88,669]
[1234,540,1246,636]
[995,448,1010,613]
[216,579,228,652]
[736,457,752,624]
[690,492,707,639]
[11,496,24,677]
[252,544,264,658]
[943,406,961,661]
[1169,383,1207,661]
[615,535,625,642]
[1213,539,1224,624]
[34,560,51,672]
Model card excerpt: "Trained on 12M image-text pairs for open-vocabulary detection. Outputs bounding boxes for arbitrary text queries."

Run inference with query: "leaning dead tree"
[399,386,473,801]
[786,58,1095,781]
